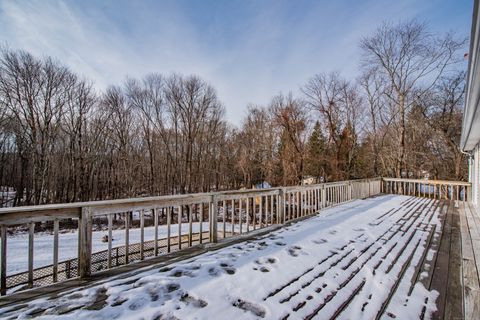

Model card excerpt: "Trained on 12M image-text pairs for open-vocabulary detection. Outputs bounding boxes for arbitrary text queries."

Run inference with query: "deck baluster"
[107,214,112,268]
[125,212,130,264]
[140,210,145,260]
[53,219,59,281]
[199,203,203,244]
[246,198,250,232]
[178,206,182,250]
[188,204,193,247]
[154,208,159,255]
[0,226,5,296]
[239,199,243,234]
[167,207,171,253]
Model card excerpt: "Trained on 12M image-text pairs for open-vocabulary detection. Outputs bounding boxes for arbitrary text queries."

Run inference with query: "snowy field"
[0,189,15,208]
[0,195,442,319]
[7,222,218,274]
[7,219,252,275]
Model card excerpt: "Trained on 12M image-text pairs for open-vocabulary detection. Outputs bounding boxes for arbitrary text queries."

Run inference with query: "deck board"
[431,200,453,319]
[462,203,480,320]
[444,204,464,320]
[418,201,446,293]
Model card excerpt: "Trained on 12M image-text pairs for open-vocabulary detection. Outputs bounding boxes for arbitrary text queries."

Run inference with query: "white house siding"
[472,144,480,207]
[462,0,480,210]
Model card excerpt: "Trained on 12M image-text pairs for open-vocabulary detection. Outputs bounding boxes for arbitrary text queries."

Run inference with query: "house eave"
[461,0,480,152]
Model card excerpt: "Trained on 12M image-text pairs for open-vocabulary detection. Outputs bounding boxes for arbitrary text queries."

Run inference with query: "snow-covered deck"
[0,195,478,319]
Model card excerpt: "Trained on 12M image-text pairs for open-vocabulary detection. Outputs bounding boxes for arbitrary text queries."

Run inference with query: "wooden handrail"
[0,178,382,221]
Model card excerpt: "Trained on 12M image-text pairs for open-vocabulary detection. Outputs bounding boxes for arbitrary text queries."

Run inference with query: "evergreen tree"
[305,121,327,181]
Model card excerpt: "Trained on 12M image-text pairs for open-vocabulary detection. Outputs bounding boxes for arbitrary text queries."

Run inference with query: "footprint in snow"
[252,266,270,272]
[169,269,195,278]
[254,256,278,271]
[146,282,181,302]
[208,264,236,276]
[231,298,266,318]
[287,245,305,257]
[268,235,283,240]
[159,266,173,273]
[220,262,237,275]
[255,241,269,250]
[128,296,148,311]
[255,257,278,264]
[111,297,128,307]
[180,293,208,308]
[166,283,181,292]
[152,312,179,320]
[208,267,221,277]
[223,267,236,275]
[185,264,201,270]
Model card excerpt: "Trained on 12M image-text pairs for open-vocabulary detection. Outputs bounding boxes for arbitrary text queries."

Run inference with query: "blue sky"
[0,0,473,125]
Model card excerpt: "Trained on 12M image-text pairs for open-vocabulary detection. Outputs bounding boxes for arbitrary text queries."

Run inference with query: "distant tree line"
[0,20,468,206]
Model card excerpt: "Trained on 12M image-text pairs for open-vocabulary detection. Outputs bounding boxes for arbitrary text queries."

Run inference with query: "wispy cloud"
[0,0,471,125]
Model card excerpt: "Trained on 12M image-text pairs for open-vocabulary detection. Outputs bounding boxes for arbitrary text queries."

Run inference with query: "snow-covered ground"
[0,195,441,319]
[7,220,252,274]
[7,222,216,274]
[0,188,15,207]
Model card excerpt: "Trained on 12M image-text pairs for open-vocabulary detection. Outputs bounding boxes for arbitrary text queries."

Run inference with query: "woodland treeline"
[0,20,468,206]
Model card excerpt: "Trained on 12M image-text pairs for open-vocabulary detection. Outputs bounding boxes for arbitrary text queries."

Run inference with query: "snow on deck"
[0,195,442,319]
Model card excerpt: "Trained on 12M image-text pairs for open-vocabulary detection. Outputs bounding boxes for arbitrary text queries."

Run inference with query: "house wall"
[461,0,480,214]
[471,143,480,207]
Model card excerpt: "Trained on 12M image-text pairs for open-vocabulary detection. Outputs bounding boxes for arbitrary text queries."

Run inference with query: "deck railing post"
[78,207,93,278]
[322,186,326,208]
[278,189,285,224]
[125,212,130,264]
[0,225,6,296]
[210,195,218,243]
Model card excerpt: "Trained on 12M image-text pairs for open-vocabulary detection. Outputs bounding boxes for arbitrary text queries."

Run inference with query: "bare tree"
[0,49,74,204]
[359,20,465,177]
[0,19,469,208]
[270,93,308,185]
[417,71,467,179]
[236,106,277,187]
[303,72,364,180]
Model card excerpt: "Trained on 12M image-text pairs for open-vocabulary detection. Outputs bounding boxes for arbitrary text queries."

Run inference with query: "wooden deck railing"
[0,178,381,295]
[382,178,471,201]
[0,177,471,296]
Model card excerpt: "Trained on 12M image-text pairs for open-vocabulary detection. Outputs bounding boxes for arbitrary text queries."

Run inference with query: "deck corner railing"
[381,177,471,202]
